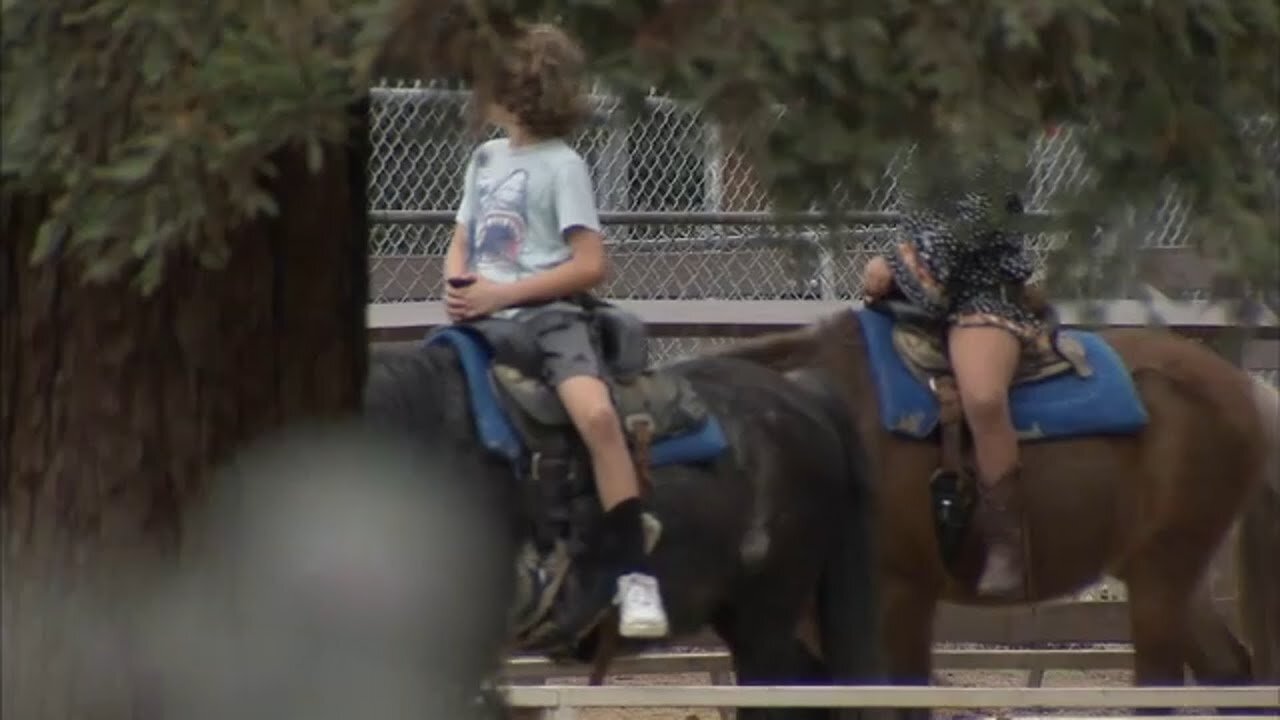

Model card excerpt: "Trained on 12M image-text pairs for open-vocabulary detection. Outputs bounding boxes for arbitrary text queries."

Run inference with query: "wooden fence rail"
[503,648,1135,685]
[503,600,1143,656]
[367,294,1280,342]
[504,684,1280,718]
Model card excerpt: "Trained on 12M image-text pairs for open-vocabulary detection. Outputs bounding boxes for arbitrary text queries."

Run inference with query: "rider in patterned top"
[862,148,1042,599]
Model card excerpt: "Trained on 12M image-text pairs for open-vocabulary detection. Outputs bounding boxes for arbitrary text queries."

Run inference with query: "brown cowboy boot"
[973,465,1028,599]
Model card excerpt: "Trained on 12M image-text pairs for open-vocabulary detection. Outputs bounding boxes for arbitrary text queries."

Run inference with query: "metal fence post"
[815,234,838,302]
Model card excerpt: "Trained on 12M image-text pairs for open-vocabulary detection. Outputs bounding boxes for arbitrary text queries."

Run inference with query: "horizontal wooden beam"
[503,684,1280,710]
[371,208,1059,227]
[367,298,1279,338]
[371,209,914,226]
[933,599,1134,646]
[502,647,1134,682]
[369,300,847,333]
[499,601,1139,658]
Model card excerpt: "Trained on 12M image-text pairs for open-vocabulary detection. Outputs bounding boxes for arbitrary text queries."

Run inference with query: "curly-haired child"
[443,23,669,638]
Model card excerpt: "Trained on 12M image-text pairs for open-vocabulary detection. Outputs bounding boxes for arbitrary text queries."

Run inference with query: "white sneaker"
[615,572,669,638]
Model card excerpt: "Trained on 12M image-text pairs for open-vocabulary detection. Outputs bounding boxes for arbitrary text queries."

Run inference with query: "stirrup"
[928,467,962,485]
[929,466,976,571]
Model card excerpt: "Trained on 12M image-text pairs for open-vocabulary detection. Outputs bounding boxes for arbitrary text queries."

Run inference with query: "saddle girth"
[625,412,656,494]
[926,374,980,572]
[931,375,969,483]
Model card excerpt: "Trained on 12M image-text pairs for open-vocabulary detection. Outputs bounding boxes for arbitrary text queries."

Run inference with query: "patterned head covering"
[883,142,1041,339]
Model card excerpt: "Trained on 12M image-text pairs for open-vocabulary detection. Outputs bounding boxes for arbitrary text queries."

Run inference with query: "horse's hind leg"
[1185,585,1252,684]
[1125,582,1190,715]
[1184,585,1257,716]
[716,621,829,720]
[1123,542,1203,715]
[880,575,937,720]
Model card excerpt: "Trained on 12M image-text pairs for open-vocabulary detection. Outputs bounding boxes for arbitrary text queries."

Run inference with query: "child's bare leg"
[948,323,1025,598]
[556,375,669,638]
[531,310,669,637]
[556,375,640,509]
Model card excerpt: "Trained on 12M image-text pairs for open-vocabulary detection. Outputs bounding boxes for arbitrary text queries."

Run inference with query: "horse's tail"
[790,368,882,687]
[1236,375,1280,681]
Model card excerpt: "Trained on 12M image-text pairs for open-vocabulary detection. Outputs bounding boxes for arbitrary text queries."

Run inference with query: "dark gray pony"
[362,311,880,720]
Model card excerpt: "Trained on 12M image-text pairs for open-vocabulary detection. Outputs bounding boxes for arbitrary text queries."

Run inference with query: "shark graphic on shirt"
[471,169,530,276]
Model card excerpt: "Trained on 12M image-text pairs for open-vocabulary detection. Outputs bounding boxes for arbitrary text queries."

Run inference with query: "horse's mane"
[363,343,461,439]
[708,309,864,373]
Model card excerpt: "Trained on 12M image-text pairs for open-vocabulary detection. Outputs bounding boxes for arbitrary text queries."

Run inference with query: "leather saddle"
[464,298,708,447]
[865,295,1091,576]
[868,296,1092,386]
[462,299,704,661]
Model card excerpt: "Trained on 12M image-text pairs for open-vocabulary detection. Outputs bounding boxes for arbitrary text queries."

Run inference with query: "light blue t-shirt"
[455,138,601,293]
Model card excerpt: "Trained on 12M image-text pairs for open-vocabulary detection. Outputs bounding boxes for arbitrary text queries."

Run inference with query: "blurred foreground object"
[143,422,514,720]
[54,422,512,720]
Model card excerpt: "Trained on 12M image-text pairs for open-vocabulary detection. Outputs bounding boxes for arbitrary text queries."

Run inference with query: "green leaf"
[306,137,325,173]
[197,236,230,270]
[93,152,161,184]
[30,218,62,264]
[246,189,280,217]
[140,36,172,86]
[137,253,165,295]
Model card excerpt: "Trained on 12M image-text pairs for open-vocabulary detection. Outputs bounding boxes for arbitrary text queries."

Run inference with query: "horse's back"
[1090,328,1269,598]
[1100,326,1267,468]
[663,353,866,518]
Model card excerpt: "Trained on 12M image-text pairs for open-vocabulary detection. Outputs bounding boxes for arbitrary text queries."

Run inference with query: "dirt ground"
[518,645,1137,720]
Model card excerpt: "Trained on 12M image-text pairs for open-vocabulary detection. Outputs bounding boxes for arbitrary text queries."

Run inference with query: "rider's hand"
[862,256,893,299]
[452,276,514,320]
[444,274,474,322]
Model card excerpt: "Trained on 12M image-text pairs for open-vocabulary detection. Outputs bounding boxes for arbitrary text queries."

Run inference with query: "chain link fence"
[367,81,1278,367]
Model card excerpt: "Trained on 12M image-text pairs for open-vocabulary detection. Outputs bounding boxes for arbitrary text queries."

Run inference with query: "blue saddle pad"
[424,326,729,466]
[855,308,1149,441]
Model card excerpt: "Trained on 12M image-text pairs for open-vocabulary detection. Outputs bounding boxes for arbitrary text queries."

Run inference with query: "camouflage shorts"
[511,302,602,386]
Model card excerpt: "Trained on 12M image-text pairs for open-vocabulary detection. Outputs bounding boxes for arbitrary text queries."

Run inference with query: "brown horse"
[715,306,1279,716]
[1235,377,1280,682]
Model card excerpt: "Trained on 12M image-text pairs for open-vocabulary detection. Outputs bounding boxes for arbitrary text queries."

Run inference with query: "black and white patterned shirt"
[884,150,1041,339]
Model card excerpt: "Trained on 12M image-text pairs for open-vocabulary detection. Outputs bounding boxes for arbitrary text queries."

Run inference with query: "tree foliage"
[439,0,1279,294]
[1,0,391,291]
[4,0,1278,294]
